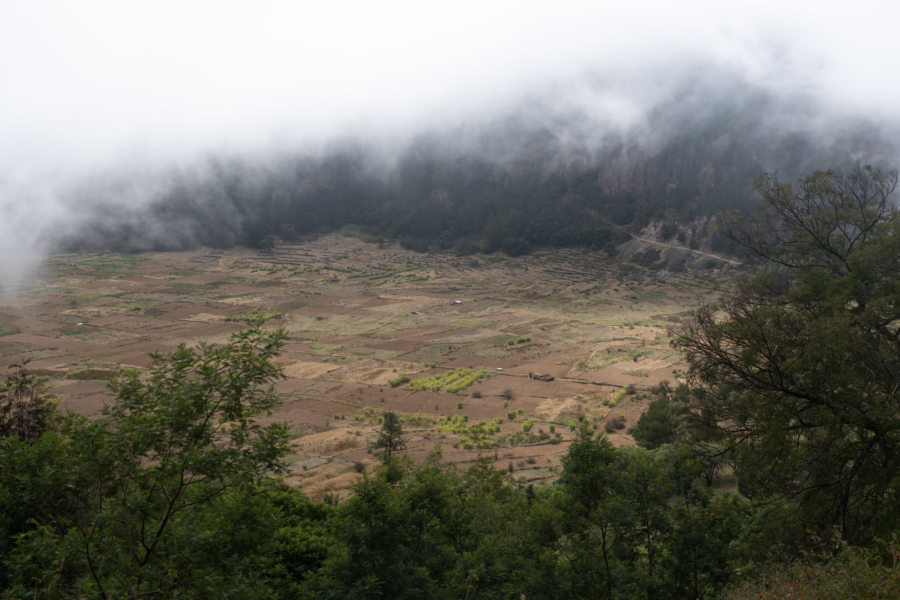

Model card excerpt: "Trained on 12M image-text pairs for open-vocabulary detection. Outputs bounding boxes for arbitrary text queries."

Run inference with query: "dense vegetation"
[60,85,893,257]
[3,166,898,598]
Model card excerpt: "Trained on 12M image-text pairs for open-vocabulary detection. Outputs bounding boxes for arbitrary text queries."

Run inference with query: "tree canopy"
[0,322,290,598]
[674,165,900,545]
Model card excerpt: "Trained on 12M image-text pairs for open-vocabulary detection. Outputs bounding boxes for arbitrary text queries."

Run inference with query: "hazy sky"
[1,0,899,287]
[3,1,899,168]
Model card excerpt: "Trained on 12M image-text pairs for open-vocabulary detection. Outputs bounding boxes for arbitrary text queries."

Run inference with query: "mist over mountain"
[4,1,900,291]
[52,68,897,258]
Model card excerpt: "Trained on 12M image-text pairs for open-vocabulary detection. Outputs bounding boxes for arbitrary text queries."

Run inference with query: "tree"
[0,322,291,598]
[631,397,684,450]
[370,411,407,461]
[557,427,748,599]
[0,360,57,443]
[258,233,277,251]
[673,165,900,545]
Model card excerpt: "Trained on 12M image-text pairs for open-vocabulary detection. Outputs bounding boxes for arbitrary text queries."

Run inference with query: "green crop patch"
[408,367,490,393]
[77,254,147,273]
[225,308,283,323]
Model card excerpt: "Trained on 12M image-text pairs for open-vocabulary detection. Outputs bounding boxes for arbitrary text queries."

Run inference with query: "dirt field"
[0,234,732,499]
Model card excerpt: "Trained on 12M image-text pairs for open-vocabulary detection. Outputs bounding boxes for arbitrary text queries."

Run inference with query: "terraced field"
[0,233,734,499]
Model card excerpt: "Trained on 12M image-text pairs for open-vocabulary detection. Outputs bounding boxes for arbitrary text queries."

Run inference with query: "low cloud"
[1,1,899,290]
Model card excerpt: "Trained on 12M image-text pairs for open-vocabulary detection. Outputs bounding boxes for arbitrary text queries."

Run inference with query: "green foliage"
[258,234,277,250]
[389,374,410,387]
[675,165,900,546]
[370,411,407,461]
[407,367,490,393]
[632,397,684,449]
[64,367,120,380]
[558,428,752,599]
[603,414,626,433]
[0,323,290,598]
[77,254,147,273]
[722,540,900,600]
[0,361,58,443]
[0,326,19,337]
[225,307,283,322]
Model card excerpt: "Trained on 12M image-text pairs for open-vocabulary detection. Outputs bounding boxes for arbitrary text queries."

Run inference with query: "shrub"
[604,415,627,433]
[389,374,410,387]
[225,307,283,323]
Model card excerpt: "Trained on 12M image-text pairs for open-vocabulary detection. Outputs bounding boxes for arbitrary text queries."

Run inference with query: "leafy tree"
[259,233,277,251]
[557,426,621,599]
[0,322,290,598]
[674,165,900,545]
[370,411,407,462]
[557,427,748,599]
[631,397,684,450]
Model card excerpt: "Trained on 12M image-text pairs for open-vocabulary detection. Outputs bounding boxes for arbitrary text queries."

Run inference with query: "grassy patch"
[623,368,650,377]
[107,299,162,314]
[74,292,104,304]
[452,319,483,328]
[225,308,283,323]
[0,326,19,337]
[78,254,147,273]
[65,367,120,381]
[408,367,490,393]
[389,374,411,387]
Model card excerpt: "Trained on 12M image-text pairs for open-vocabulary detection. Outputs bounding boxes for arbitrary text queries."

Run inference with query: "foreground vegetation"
[2,166,898,598]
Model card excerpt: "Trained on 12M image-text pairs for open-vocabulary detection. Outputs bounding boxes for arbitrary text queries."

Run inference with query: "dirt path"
[628,233,743,266]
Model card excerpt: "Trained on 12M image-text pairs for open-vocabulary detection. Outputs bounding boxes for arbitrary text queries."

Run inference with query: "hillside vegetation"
[59,82,896,259]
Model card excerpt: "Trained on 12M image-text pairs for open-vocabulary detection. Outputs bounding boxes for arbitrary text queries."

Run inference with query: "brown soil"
[0,234,733,499]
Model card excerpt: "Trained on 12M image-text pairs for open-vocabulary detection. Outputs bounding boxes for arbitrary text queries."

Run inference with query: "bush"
[258,234,277,250]
[722,541,900,600]
[225,307,283,323]
[604,415,627,433]
[389,374,410,387]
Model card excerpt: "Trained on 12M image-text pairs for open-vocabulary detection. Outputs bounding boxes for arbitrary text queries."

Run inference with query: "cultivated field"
[0,234,732,499]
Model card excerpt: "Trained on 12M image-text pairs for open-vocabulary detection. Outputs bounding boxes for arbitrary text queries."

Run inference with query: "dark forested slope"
[59,76,897,256]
